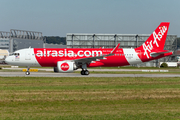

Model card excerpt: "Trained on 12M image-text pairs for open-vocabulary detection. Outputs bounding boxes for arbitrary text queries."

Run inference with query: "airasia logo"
[61,63,69,71]
[35,49,102,57]
[142,25,167,58]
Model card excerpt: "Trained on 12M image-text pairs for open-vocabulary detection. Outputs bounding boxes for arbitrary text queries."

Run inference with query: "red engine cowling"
[57,61,77,72]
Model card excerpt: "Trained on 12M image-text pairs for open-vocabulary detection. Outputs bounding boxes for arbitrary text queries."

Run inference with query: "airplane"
[5,22,172,75]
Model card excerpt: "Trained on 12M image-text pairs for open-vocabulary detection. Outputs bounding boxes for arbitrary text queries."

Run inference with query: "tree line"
[44,36,66,45]
[177,37,180,49]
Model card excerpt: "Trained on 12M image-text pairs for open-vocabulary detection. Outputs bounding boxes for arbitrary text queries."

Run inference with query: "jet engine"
[54,61,77,73]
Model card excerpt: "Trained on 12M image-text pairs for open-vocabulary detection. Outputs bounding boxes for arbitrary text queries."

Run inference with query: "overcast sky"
[0,0,179,37]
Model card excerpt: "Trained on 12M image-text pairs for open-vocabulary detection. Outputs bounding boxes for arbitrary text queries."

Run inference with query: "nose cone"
[5,56,11,64]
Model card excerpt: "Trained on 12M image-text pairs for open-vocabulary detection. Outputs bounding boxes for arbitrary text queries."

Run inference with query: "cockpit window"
[10,53,20,56]
[14,53,20,56]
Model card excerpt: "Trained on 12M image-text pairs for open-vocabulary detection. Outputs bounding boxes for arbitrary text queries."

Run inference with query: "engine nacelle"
[57,61,77,73]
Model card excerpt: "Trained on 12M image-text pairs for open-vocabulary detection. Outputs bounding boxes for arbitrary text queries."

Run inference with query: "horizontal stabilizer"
[150,50,171,57]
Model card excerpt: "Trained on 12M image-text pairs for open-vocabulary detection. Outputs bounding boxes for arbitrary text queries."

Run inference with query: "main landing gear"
[81,70,89,75]
[25,67,30,75]
[81,64,89,75]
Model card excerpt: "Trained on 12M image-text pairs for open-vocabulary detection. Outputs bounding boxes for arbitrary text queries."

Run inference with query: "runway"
[0,72,180,77]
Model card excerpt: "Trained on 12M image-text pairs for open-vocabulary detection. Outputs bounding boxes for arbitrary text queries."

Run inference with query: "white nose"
[5,56,11,64]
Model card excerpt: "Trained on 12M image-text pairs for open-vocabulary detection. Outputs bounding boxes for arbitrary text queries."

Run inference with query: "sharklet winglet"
[110,43,120,54]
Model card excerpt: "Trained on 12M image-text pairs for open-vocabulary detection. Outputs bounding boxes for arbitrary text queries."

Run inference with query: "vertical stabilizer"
[135,22,170,59]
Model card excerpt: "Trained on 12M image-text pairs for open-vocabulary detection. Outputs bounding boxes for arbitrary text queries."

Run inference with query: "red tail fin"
[135,22,170,58]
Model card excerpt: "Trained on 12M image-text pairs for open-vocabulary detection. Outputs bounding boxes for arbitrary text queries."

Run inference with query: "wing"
[74,43,120,64]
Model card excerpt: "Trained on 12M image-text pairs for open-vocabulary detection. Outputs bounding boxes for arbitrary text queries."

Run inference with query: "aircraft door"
[25,50,31,60]
[136,50,141,60]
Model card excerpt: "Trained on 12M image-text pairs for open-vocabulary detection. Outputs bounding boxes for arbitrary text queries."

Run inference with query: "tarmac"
[2,67,169,72]
[0,71,180,77]
[1,67,179,77]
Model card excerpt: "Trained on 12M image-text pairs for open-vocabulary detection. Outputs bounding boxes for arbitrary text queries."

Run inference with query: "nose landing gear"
[25,71,30,75]
[25,67,30,75]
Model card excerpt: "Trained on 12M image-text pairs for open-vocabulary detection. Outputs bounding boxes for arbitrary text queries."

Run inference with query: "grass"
[0,77,180,119]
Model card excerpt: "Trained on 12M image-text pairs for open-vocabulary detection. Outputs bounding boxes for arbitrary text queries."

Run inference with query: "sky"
[0,0,180,37]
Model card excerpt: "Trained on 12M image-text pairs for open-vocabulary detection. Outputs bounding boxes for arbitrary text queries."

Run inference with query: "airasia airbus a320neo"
[5,22,172,75]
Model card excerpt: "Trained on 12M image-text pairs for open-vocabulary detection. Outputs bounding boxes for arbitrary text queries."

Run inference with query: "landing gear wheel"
[84,70,89,75]
[81,70,89,75]
[81,70,85,75]
[25,71,30,75]
[81,64,89,75]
